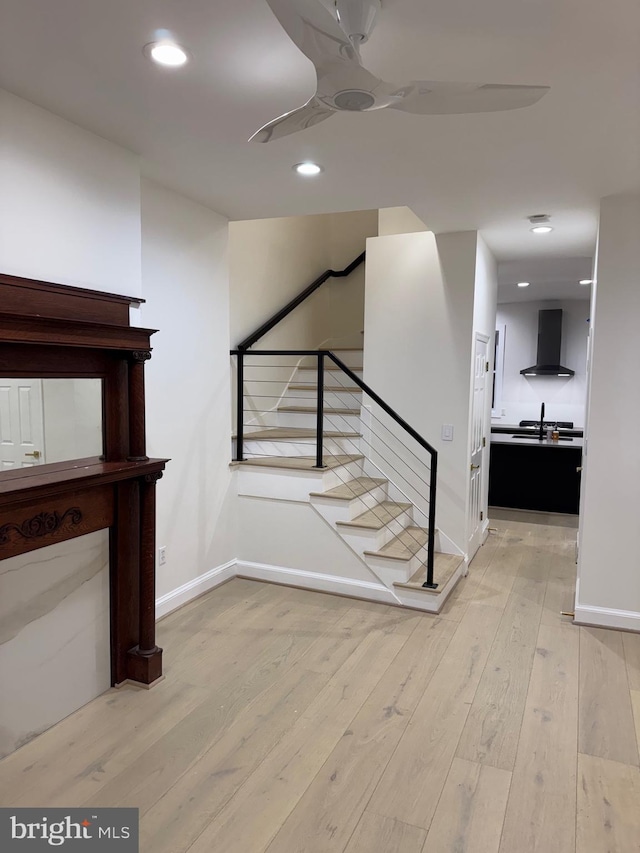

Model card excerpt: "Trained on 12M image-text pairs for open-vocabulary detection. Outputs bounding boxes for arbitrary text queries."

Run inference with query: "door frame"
[468,332,491,559]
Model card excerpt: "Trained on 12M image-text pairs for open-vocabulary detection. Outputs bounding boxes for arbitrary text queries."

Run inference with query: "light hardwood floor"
[2,511,640,852]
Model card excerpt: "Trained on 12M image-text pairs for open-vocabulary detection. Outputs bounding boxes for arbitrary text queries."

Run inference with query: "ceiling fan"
[251,0,549,142]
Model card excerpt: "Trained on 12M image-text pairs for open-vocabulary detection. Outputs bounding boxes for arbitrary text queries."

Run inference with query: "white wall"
[238,497,381,584]
[141,180,236,597]
[230,210,376,431]
[0,88,141,295]
[577,193,640,627]
[378,207,428,236]
[0,91,141,755]
[364,231,478,551]
[229,210,377,351]
[493,299,590,427]
[0,92,237,757]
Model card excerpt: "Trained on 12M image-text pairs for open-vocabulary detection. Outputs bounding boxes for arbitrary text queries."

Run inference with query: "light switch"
[441,424,454,441]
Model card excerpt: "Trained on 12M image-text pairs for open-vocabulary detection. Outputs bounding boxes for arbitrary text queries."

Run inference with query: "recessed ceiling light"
[145,42,189,67]
[579,279,593,285]
[531,225,553,234]
[294,162,323,176]
[517,281,531,288]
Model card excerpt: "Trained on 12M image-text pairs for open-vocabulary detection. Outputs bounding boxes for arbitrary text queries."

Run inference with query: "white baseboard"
[574,603,640,633]
[156,559,236,619]
[236,560,398,605]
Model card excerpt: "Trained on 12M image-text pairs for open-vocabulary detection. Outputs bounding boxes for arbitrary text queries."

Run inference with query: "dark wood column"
[126,471,163,685]
[0,274,167,689]
[111,478,140,685]
[127,350,151,462]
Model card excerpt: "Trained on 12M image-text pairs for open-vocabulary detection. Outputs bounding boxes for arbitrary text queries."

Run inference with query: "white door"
[0,379,46,469]
[469,335,489,558]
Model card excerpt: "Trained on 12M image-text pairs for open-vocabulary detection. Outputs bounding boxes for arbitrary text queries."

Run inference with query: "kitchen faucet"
[539,402,545,441]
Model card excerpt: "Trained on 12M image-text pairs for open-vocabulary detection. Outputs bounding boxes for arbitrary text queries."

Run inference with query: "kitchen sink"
[511,434,573,441]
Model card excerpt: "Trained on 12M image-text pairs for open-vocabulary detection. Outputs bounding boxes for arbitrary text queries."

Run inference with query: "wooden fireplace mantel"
[0,273,169,686]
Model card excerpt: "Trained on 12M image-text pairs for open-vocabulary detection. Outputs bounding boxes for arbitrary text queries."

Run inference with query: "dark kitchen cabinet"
[489,442,582,514]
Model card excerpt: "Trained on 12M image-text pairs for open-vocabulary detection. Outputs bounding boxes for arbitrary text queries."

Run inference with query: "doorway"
[469,333,489,558]
[0,378,46,469]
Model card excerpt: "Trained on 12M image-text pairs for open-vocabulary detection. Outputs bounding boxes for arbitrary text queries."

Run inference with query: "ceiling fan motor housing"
[335,0,381,43]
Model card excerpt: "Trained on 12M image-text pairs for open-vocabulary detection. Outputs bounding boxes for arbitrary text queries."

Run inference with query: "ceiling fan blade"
[264,0,361,71]
[389,81,550,115]
[249,97,336,143]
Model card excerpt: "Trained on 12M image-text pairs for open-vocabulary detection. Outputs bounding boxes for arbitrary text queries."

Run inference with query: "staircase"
[234,347,465,612]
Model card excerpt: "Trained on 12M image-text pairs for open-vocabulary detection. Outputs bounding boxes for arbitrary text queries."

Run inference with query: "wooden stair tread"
[235,454,363,472]
[394,554,464,594]
[364,526,428,561]
[240,427,360,440]
[288,384,362,393]
[277,406,360,415]
[309,477,387,500]
[337,501,412,531]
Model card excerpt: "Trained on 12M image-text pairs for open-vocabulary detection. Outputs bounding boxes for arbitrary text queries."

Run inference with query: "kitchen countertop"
[491,433,583,449]
[491,422,584,437]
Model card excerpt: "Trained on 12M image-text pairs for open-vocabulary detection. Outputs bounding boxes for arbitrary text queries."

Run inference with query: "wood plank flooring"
[2,512,640,852]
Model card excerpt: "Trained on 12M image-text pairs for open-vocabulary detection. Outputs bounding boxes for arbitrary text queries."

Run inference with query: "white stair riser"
[239,436,361,458]
[298,351,363,369]
[345,485,390,518]
[394,563,465,613]
[337,508,414,553]
[276,412,361,431]
[364,545,428,583]
[385,479,427,510]
[362,559,415,587]
[294,367,363,385]
[326,350,364,368]
[284,388,363,407]
[242,411,280,430]
[237,458,364,501]
[321,459,366,490]
[309,483,389,526]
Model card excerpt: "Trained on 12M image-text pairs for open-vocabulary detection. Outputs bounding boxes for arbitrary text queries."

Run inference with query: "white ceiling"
[1,0,639,262]
[496,256,593,303]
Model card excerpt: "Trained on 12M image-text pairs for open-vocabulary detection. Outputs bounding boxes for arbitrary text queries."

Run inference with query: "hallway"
[1,512,639,852]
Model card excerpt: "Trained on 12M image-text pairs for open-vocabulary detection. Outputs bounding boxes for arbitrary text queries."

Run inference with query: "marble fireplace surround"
[0,272,168,688]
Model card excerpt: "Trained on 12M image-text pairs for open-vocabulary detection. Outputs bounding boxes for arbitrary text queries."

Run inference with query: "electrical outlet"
[158,546,167,566]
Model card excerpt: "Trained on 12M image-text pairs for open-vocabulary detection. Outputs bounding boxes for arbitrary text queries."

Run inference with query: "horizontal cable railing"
[230,349,439,589]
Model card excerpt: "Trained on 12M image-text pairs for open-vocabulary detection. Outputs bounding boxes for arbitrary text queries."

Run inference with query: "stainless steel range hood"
[520,309,575,377]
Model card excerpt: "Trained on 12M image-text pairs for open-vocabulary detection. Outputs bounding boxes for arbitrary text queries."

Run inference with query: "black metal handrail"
[231,348,439,588]
[236,252,366,351]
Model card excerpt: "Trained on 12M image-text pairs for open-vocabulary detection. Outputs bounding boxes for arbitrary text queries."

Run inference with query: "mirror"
[0,378,103,470]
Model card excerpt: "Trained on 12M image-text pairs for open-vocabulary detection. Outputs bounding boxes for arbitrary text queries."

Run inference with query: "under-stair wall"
[233,346,466,613]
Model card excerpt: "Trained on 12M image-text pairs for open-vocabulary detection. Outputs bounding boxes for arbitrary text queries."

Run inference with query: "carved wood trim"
[0,507,82,545]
